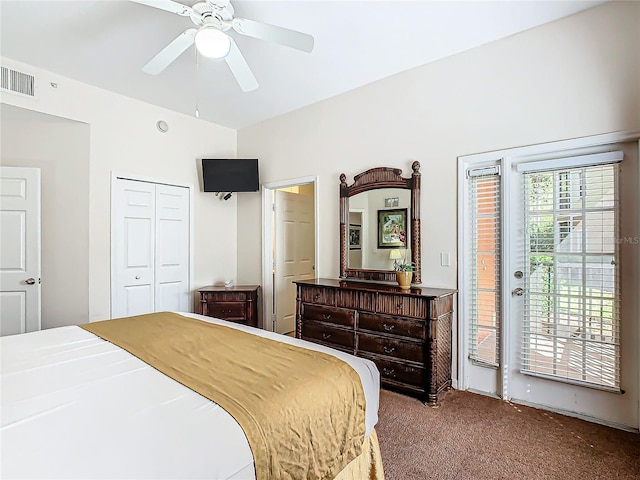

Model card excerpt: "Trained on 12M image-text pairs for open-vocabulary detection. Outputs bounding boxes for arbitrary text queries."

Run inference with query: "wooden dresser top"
[294,278,456,298]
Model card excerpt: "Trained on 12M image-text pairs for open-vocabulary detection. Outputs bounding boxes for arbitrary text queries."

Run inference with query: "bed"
[1,312,384,479]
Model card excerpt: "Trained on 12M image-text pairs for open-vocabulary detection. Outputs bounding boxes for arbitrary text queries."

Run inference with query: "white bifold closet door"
[112,178,189,318]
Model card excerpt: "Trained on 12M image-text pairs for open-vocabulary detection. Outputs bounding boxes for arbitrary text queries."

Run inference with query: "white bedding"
[0,312,380,479]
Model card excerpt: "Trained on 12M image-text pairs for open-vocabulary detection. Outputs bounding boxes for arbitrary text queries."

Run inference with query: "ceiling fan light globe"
[195,28,231,58]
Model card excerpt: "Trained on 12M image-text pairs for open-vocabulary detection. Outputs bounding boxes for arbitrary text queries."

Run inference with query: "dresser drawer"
[301,304,355,327]
[361,354,426,389]
[299,286,335,306]
[336,290,375,312]
[376,293,428,319]
[357,333,424,363]
[301,322,354,349]
[359,312,425,340]
[210,302,246,319]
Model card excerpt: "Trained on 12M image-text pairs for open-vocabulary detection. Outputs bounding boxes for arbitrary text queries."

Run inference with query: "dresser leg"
[424,394,440,408]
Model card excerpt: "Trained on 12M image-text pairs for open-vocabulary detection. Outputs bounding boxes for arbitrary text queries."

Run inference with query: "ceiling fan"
[131,0,314,92]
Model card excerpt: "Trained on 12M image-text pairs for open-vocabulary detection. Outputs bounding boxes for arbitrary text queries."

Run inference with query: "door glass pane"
[469,171,501,365]
[522,164,620,388]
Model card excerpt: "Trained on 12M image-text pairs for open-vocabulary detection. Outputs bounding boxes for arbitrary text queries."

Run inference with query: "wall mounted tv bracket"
[216,192,233,201]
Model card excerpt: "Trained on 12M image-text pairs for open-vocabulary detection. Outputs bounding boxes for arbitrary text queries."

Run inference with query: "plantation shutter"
[468,165,501,366]
[519,152,622,389]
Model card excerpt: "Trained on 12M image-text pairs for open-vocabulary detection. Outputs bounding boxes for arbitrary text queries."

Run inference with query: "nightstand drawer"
[210,302,245,319]
[357,333,424,363]
[201,291,248,302]
[301,304,355,327]
[359,312,425,340]
[301,322,354,349]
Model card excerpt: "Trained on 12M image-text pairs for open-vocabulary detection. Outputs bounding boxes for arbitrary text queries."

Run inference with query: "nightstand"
[198,285,260,328]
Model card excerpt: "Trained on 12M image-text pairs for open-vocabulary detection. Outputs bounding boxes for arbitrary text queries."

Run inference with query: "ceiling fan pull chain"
[195,50,200,118]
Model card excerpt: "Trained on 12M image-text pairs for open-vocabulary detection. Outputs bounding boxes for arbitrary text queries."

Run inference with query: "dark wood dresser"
[198,285,260,328]
[294,278,456,405]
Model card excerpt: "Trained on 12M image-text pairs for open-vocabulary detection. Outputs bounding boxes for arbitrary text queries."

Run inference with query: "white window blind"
[468,166,501,366]
[522,162,620,390]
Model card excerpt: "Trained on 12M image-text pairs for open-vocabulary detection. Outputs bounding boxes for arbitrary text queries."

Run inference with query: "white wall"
[1,58,237,323]
[236,1,640,287]
[1,107,90,329]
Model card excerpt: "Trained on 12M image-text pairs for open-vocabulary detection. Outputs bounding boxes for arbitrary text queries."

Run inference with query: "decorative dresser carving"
[295,278,455,405]
[340,162,422,284]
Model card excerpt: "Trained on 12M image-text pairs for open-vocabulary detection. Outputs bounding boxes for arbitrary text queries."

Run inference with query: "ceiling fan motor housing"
[191,1,234,31]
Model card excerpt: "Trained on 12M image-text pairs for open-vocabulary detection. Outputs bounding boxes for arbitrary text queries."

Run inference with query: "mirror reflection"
[347,188,411,270]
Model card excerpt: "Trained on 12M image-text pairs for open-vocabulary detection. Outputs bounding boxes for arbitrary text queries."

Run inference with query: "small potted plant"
[391,242,414,290]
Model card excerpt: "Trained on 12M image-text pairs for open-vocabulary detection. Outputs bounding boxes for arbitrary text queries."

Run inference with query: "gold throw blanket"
[81,312,366,480]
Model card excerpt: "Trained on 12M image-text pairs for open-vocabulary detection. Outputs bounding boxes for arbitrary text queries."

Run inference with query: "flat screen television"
[202,158,259,192]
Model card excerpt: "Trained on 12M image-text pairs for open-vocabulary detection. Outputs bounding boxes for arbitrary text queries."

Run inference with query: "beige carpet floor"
[376,389,640,480]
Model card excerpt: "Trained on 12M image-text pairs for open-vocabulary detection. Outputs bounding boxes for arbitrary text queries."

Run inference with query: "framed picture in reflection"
[377,209,407,248]
[349,224,361,250]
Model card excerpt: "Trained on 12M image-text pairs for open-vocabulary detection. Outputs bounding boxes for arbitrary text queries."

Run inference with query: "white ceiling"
[0,1,603,129]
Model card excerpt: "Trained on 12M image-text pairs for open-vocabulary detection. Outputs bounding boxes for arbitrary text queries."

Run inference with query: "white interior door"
[155,184,190,312]
[113,179,156,318]
[0,167,41,336]
[274,189,314,334]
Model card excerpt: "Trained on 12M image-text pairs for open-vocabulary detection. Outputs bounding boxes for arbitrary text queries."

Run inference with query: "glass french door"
[462,138,639,429]
[506,152,636,427]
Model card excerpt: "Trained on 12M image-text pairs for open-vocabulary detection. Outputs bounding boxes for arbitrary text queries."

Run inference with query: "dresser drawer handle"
[382,323,395,332]
[322,313,332,320]
[396,303,403,309]
[382,367,396,377]
[322,333,332,340]
[315,293,321,299]
[383,346,395,354]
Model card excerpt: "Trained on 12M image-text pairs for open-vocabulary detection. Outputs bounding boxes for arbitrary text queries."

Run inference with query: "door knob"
[512,287,524,296]
[25,278,36,285]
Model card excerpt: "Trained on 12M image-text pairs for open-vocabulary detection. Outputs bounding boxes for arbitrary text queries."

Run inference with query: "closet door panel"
[113,179,155,319]
[155,184,190,312]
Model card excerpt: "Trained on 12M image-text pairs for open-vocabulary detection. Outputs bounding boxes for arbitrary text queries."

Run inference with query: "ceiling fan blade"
[207,0,231,12]
[232,17,314,53]
[143,28,197,75]
[129,0,193,16]
[224,37,258,92]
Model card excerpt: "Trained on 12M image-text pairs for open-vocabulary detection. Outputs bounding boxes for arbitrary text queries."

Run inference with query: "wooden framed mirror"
[339,161,421,283]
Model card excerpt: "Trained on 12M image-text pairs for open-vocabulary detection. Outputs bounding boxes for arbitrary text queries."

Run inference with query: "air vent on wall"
[1,66,36,97]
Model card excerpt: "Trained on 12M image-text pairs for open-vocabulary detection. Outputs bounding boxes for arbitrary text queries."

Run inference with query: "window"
[522,163,620,389]
[468,166,501,365]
